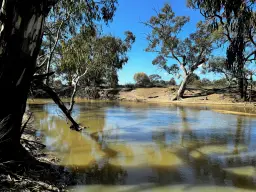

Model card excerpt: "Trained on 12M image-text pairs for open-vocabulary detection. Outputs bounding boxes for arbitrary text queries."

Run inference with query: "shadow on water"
[28,101,256,191]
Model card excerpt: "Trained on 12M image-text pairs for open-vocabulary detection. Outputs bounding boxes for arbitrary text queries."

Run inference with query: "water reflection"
[29,101,256,191]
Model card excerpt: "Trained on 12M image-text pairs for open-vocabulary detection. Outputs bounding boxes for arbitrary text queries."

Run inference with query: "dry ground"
[118,86,256,106]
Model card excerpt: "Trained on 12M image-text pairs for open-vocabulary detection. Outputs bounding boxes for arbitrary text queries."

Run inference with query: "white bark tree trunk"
[172,74,190,101]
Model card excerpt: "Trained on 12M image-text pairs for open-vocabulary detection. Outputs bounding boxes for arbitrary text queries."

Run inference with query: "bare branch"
[245,50,256,62]
[45,20,64,84]
[68,68,89,113]
[248,27,256,47]
[33,72,55,80]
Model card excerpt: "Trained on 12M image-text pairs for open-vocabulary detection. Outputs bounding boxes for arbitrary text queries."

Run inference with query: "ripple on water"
[29,101,256,191]
[71,184,256,192]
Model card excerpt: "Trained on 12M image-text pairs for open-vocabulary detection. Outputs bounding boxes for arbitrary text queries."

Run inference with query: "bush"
[213,78,228,87]
[149,74,162,83]
[123,83,136,89]
[169,78,176,86]
[201,78,212,85]
[134,72,151,87]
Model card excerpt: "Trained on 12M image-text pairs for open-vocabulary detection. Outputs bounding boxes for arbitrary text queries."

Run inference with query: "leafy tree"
[0,0,118,160]
[213,78,228,88]
[149,74,162,84]
[188,0,256,99]
[134,72,151,87]
[207,57,235,86]
[37,0,118,84]
[145,4,219,100]
[60,29,135,110]
[201,78,212,85]
[158,80,168,87]
[169,78,176,86]
[187,73,200,85]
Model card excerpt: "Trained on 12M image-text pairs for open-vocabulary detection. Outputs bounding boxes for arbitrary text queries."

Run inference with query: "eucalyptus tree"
[149,74,162,84]
[37,0,118,85]
[0,0,117,161]
[169,78,176,86]
[59,29,135,112]
[134,72,150,87]
[145,4,220,100]
[207,57,236,86]
[187,0,256,99]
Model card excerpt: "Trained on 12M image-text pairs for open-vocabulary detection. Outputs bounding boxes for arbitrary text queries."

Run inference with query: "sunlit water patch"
[29,101,256,191]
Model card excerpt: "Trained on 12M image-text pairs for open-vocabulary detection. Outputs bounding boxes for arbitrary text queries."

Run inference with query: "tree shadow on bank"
[182,86,256,102]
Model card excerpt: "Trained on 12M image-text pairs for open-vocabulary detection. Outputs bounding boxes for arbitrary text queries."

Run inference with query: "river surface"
[29,101,256,192]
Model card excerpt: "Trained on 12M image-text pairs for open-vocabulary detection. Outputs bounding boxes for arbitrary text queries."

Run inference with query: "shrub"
[169,78,176,86]
[123,83,136,89]
[213,78,228,87]
[134,72,151,87]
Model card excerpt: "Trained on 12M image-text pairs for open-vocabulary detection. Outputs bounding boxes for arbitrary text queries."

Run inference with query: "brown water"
[29,101,256,192]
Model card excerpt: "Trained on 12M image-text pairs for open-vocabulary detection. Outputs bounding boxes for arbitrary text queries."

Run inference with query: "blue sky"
[102,0,223,85]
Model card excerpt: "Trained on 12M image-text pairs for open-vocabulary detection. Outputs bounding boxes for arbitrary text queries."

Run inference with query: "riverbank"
[0,113,71,192]
[6,94,256,191]
[28,86,256,116]
[118,87,256,107]
[25,98,256,191]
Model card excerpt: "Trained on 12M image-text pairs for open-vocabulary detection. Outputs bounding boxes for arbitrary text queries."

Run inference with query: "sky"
[102,0,223,85]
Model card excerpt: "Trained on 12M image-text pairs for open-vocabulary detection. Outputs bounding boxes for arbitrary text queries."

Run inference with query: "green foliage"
[60,28,135,87]
[145,4,218,76]
[123,83,136,89]
[188,0,255,67]
[39,0,119,85]
[207,57,235,84]
[144,3,221,99]
[134,72,151,87]
[149,74,162,83]
[212,78,229,88]
[187,73,200,85]
[48,0,118,37]
[201,78,212,85]
[188,0,256,98]
[169,78,176,86]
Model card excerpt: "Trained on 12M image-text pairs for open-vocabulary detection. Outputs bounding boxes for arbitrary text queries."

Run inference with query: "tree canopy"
[59,28,135,88]
[145,3,220,99]
[187,0,256,99]
[134,72,151,87]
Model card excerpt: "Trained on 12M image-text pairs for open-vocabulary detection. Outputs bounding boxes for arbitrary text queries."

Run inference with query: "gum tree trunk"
[238,77,244,99]
[172,74,190,101]
[0,0,56,160]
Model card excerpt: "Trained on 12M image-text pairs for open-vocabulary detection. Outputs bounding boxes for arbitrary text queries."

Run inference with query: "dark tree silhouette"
[0,0,117,161]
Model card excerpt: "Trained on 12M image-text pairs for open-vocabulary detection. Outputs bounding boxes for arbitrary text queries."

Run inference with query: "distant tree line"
[131,72,176,88]
[130,72,241,89]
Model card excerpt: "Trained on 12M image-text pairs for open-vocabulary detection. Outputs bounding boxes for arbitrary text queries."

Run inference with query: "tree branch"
[68,69,88,113]
[45,20,64,84]
[180,64,188,76]
[213,14,233,42]
[245,50,256,62]
[33,72,55,80]
[34,81,84,131]
[190,58,208,72]
[248,27,256,47]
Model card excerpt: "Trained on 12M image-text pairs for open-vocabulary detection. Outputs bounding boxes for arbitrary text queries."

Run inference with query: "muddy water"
[29,101,256,191]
